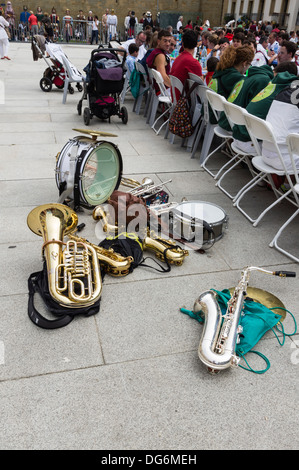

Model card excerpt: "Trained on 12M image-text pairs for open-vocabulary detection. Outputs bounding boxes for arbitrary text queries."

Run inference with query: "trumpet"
[120,176,172,198]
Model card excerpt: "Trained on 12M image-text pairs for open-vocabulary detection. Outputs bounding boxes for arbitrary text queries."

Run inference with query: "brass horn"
[27,204,103,308]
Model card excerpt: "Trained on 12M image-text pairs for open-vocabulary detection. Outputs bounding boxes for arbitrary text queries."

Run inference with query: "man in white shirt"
[176,16,183,32]
[252,36,277,67]
[122,31,147,60]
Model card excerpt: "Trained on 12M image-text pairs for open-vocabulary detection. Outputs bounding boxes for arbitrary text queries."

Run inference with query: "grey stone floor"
[0,43,298,450]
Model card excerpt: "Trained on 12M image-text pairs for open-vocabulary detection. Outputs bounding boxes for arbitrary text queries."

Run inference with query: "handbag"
[5,26,11,39]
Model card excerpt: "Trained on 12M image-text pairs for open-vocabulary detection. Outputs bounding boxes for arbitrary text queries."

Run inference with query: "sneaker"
[280,183,290,193]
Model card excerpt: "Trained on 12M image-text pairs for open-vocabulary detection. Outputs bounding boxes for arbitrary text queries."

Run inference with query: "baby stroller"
[77,47,128,125]
[32,36,83,95]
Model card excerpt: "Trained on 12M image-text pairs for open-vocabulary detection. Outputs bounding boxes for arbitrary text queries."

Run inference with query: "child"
[125,43,139,76]
[205,56,218,85]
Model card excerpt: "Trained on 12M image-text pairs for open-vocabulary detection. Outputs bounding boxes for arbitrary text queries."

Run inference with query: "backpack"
[168,82,199,138]
[129,67,141,98]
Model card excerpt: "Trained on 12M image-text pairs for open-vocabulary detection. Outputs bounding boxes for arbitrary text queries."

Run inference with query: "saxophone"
[194,266,296,374]
[93,205,189,266]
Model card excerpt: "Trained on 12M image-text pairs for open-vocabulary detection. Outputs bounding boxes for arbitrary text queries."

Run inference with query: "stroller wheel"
[40,77,52,92]
[83,107,91,126]
[77,101,82,116]
[68,85,75,94]
[120,106,128,124]
[76,84,83,92]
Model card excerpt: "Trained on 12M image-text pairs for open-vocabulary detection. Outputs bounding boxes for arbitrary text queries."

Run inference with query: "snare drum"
[55,136,123,208]
[171,201,228,247]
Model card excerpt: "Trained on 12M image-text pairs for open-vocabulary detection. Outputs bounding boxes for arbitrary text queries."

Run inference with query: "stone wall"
[9,0,229,31]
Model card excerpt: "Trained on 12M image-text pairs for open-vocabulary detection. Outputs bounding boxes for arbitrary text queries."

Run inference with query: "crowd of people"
[121,17,299,184]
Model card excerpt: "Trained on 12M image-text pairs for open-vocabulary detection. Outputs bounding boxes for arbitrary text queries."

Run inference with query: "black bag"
[28,263,102,329]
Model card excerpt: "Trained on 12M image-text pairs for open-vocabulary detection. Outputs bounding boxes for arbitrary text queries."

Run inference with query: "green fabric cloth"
[208,66,244,124]
[232,71,298,142]
[218,65,274,132]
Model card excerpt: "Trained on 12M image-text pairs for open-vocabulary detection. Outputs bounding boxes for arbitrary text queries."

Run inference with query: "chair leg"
[215,154,248,199]
[149,99,159,127]
[62,78,70,104]
[191,120,206,159]
[269,208,299,262]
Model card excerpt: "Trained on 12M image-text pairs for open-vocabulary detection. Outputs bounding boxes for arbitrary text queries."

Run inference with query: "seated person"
[146,29,172,89]
[252,36,277,67]
[262,81,299,172]
[204,56,218,85]
[125,43,139,75]
[208,45,254,123]
[170,29,203,100]
[218,64,274,132]
[122,31,147,60]
[232,31,245,47]
[232,62,298,153]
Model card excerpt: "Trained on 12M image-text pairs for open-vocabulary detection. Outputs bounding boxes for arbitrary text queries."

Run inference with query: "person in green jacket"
[208,45,254,124]
[232,62,298,152]
[218,64,274,131]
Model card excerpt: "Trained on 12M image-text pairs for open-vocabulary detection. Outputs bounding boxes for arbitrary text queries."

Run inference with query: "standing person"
[170,29,203,100]
[76,10,86,41]
[143,12,153,30]
[107,9,117,40]
[0,10,10,59]
[102,9,109,43]
[124,11,131,39]
[63,9,73,43]
[35,6,44,30]
[87,11,93,44]
[176,16,183,32]
[42,13,53,41]
[28,10,38,36]
[4,1,15,40]
[50,8,59,41]
[128,11,137,38]
[91,15,99,45]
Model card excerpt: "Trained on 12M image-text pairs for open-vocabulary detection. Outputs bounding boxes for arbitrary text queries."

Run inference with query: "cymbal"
[72,128,118,139]
[228,287,286,321]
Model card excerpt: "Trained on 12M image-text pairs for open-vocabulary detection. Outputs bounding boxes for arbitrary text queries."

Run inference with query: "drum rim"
[79,140,123,206]
[172,200,227,226]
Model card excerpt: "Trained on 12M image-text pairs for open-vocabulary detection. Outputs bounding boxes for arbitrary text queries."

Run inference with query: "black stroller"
[78,47,128,125]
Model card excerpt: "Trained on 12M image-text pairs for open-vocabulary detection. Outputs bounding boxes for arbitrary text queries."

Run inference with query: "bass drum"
[171,201,228,247]
[55,136,123,208]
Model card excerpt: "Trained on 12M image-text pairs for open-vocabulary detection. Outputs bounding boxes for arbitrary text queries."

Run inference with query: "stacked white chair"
[269,133,299,262]
[233,113,297,227]
[185,73,205,152]
[190,84,213,161]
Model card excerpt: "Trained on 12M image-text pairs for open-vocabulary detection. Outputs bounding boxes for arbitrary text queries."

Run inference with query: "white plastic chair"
[132,61,150,115]
[149,68,172,134]
[164,75,183,143]
[233,113,297,227]
[120,66,131,104]
[61,55,84,104]
[269,133,299,262]
[201,89,233,177]
[217,101,258,200]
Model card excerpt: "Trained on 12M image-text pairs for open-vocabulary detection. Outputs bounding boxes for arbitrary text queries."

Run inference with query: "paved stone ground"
[0,42,298,450]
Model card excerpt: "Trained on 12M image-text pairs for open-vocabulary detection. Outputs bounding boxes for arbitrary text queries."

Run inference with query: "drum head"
[173,201,226,225]
[55,137,123,207]
[80,141,122,206]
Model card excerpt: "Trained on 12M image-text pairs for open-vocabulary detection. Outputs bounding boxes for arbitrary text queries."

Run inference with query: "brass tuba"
[194,266,296,374]
[27,204,103,308]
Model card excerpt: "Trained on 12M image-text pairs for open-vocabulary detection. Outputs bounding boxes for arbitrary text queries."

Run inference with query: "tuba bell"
[27,204,103,308]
